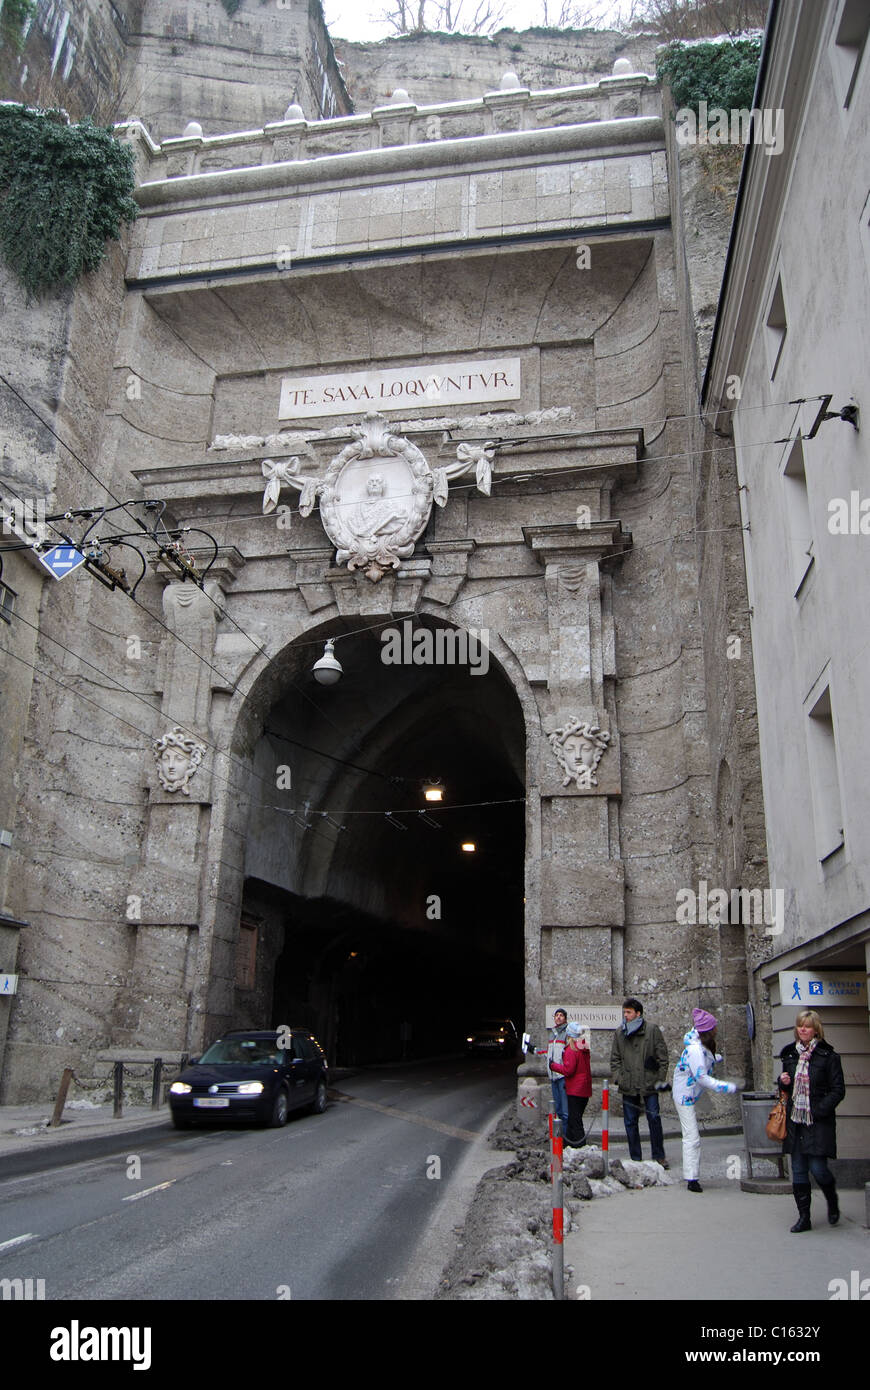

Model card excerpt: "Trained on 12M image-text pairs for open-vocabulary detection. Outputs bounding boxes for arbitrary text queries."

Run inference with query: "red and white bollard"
[602,1082,609,1176]
[551,1114,564,1300]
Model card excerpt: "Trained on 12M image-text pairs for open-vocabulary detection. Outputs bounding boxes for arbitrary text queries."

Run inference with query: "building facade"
[703,0,870,1170]
[0,44,759,1109]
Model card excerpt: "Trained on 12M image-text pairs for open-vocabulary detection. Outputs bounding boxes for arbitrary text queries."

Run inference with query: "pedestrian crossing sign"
[38,546,86,580]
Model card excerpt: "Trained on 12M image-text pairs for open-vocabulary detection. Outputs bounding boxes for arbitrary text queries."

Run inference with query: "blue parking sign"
[38,546,86,580]
[808,980,823,996]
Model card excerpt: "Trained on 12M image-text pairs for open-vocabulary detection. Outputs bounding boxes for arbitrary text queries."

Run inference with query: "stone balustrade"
[117,71,657,186]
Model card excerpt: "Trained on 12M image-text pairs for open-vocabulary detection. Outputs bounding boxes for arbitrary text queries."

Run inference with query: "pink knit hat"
[693,1008,717,1032]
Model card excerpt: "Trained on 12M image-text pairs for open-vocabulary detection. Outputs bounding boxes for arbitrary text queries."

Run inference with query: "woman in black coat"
[778,1009,846,1233]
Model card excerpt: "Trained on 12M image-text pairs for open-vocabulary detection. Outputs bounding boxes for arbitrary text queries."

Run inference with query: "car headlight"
[170,1081,191,1095]
[466,1036,474,1043]
[236,1081,264,1094]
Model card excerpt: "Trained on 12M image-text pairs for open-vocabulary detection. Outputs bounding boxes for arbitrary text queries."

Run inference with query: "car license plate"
[194,1097,229,1108]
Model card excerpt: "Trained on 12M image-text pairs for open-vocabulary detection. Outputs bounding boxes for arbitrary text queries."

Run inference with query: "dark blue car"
[169,1029,328,1129]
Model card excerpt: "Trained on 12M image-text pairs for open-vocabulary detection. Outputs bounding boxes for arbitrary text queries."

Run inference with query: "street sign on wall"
[778,971,867,1008]
[543,1003,622,1030]
[0,974,18,995]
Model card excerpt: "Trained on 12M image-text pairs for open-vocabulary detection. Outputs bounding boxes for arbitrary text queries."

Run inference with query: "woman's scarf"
[791,1038,817,1126]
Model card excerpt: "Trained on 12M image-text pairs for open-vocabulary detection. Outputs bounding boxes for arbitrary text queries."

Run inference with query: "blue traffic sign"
[38,546,86,580]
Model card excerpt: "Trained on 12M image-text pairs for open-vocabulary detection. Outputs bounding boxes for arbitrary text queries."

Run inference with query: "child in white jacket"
[672,1008,739,1192]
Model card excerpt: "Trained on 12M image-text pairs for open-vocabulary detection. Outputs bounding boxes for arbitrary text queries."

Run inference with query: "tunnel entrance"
[239,617,525,1065]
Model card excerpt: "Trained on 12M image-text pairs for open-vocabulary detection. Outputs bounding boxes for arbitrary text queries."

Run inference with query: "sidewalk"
[0,1066,361,1175]
[564,1132,869,1302]
[0,1100,172,1175]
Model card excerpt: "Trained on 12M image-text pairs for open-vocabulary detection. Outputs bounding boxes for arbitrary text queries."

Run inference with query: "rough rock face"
[436,1108,672,1298]
[333,27,660,111]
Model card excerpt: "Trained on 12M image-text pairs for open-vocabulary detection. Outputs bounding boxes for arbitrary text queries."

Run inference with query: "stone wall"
[0,228,141,1102]
[0,0,137,120]
[333,26,660,111]
[125,0,351,141]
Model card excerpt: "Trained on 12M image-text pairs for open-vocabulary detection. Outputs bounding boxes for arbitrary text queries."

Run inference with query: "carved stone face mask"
[159,746,193,790]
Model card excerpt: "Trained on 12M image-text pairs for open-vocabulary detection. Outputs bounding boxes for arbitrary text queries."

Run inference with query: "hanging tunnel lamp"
[312,638,342,685]
[423,779,444,803]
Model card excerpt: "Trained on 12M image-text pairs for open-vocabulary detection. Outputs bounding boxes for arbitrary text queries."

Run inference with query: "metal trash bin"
[740,1091,790,1192]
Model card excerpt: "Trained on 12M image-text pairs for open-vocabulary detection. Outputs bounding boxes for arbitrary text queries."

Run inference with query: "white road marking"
[122,1179,177,1203]
[0,1232,38,1252]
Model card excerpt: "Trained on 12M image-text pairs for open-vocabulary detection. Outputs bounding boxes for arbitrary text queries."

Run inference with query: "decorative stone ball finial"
[612,58,633,76]
[182,120,203,139]
[389,87,410,105]
[500,71,522,90]
[283,103,305,122]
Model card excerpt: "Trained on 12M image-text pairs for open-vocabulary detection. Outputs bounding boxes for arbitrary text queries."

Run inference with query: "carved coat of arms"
[261,412,495,582]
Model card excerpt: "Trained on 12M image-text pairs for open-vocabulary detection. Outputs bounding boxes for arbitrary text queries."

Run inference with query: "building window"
[0,582,16,623]
[806,687,845,860]
[782,437,814,592]
[831,0,870,108]
[235,917,259,991]
[765,274,787,379]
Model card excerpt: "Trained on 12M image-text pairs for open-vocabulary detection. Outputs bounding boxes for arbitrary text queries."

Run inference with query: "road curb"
[0,1118,174,1180]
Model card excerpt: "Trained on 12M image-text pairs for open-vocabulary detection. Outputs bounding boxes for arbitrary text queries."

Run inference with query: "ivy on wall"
[0,0,37,53]
[0,105,138,297]
[656,39,763,116]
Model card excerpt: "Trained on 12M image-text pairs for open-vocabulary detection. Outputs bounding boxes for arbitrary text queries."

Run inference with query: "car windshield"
[473,1020,510,1031]
[199,1038,281,1065]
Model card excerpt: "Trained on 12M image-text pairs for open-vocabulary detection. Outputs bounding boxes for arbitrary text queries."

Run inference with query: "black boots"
[819,1178,840,1226]
[790,1183,812,1232]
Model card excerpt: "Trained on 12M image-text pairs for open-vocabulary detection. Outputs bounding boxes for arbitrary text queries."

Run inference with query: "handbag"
[765,1090,788,1142]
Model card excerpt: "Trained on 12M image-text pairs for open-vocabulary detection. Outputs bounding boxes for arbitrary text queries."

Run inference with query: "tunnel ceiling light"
[312,638,342,685]
[423,779,444,802]
[461,841,476,853]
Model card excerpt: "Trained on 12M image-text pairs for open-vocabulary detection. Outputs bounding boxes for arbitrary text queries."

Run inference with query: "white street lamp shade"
[313,639,342,685]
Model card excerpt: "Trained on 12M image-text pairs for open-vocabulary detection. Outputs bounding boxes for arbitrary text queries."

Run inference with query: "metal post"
[50,1067,75,1127]
[602,1082,609,1176]
[552,1114,564,1300]
[151,1057,163,1109]
[113,1060,124,1118]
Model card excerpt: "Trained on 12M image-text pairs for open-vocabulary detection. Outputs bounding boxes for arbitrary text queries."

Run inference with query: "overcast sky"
[322,2,636,44]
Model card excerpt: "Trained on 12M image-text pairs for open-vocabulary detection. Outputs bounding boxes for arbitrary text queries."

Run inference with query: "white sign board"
[543,1004,622,1030]
[778,971,867,1008]
[279,357,521,418]
[0,974,18,995]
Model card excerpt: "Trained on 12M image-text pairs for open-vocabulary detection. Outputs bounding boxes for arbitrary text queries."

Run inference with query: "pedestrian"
[546,1008,570,1133]
[672,1007,739,1192]
[778,1009,845,1233]
[610,997,670,1167]
[549,1022,592,1146]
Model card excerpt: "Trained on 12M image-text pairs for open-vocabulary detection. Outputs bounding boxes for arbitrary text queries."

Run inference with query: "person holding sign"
[778,1009,846,1233]
[546,1008,570,1132]
[549,1022,592,1146]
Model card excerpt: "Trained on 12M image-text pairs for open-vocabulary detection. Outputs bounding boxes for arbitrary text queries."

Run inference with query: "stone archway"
[195,612,530,1062]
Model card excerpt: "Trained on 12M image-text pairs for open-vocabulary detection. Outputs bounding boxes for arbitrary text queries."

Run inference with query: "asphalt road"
[0,1056,516,1302]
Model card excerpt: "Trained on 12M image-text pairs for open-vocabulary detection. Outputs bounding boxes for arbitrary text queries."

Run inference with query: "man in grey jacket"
[547,1007,570,1131]
[610,997,670,1166]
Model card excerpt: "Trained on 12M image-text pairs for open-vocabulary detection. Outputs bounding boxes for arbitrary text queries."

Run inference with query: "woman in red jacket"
[550,1022,592,1146]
